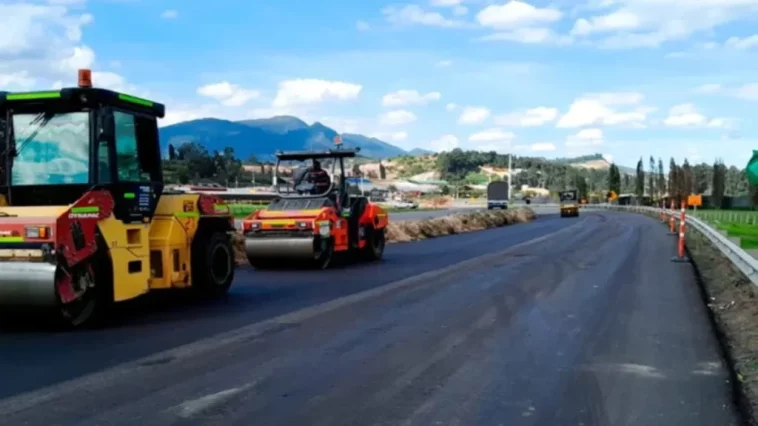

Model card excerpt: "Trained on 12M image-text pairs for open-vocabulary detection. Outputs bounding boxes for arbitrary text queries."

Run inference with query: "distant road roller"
[242,148,388,269]
[559,189,580,217]
[0,69,236,328]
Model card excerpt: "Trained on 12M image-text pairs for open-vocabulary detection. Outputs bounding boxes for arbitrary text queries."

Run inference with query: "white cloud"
[530,143,556,152]
[379,110,417,126]
[458,106,491,125]
[453,6,468,16]
[430,0,462,6]
[356,20,370,31]
[382,89,441,107]
[570,0,758,49]
[161,9,178,19]
[435,59,453,68]
[0,2,107,91]
[272,79,362,107]
[478,27,570,44]
[0,71,35,89]
[725,35,758,50]
[468,128,516,142]
[446,103,458,111]
[477,1,562,29]
[428,134,460,152]
[383,4,464,27]
[566,128,604,147]
[370,131,409,142]
[663,103,729,128]
[197,81,261,107]
[494,106,558,127]
[557,92,651,128]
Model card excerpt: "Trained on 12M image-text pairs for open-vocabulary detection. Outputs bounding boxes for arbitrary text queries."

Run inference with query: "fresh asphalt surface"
[0,208,741,425]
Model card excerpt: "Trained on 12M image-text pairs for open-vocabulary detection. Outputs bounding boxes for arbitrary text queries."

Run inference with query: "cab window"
[114,111,146,182]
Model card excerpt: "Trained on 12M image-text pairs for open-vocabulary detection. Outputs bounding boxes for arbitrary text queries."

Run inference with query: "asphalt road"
[0,211,740,425]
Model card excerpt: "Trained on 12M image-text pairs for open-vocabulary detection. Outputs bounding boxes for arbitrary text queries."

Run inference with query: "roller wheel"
[56,262,109,329]
[192,231,235,298]
[362,227,385,261]
[312,237,334,270]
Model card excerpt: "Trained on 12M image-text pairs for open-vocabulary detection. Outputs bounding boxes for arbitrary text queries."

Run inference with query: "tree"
[352,164,361,177]
[635,157,645,198]
[576,175,588,200]
[608,163,621,194]
[168,144,177,160]
[712,159,726,208]
[682,159,693,196]
[379,161,387,179]
[657,158,665,199]
[648,156,656,199]
[668,157,679,201]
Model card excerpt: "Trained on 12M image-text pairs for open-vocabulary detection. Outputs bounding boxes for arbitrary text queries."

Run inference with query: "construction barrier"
[671,201,689,263]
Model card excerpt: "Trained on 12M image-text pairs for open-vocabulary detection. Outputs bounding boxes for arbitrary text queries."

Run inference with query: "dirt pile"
[385,208,535,243]
[232,207,536,264]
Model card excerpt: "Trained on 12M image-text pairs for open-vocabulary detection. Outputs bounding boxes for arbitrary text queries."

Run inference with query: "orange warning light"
[78,69,92,88]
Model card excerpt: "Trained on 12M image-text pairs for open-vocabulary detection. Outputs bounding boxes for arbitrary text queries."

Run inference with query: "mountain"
[561,153,636,175]
[160,116,414,161]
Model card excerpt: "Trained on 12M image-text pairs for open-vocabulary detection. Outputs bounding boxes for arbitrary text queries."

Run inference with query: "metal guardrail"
[589,204,758,287]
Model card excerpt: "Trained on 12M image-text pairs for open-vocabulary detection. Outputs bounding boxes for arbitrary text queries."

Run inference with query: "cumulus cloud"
[570,0,758,49]
[468,128,516,142]
[557,92,652,128]
[272,79,362,107]
[663,103,730,128]
[477,1,562,29]
[383,4,464,27]
[458,106,491,125]
[370,131,409,142]
[161,9,178,19]
[0,2,105,89]
[446,103,458,111]
[197,81,261,107]
[566,128,604,147]
[382,89,441,107]
[494,106,559,127]
[428,134,460,152]
[379,110,417,126]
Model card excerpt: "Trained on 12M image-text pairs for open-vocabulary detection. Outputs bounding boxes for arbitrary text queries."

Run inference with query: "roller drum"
[0,262,57,307]
[244,236,319,260]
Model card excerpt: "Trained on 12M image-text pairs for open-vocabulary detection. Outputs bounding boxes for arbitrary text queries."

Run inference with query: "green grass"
[689,209,758,249]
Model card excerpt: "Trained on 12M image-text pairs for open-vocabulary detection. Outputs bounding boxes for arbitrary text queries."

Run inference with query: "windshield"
[276,157,336,196]
[560,191,577,202]
[9,112,90,186]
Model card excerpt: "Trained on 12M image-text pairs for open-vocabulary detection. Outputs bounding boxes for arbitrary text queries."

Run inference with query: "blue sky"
[3,0,758,168]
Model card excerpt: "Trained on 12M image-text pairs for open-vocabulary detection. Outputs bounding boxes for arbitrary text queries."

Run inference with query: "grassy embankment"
[691,209,758,249]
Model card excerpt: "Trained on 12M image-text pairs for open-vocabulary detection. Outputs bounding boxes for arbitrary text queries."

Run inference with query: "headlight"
[25,226,49,239]
[317,221,331,237]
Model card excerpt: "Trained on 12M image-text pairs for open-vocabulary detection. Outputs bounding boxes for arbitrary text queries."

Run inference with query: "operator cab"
[0,69,165,224]
[269,148,361,213]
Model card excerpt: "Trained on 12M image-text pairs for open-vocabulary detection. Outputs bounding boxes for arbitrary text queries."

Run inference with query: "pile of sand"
[232,207,536,264]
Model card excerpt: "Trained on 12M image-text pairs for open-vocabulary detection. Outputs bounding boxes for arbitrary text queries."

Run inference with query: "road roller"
[0,69,236,328]
[241,148,388,269]
[559,189,579,217]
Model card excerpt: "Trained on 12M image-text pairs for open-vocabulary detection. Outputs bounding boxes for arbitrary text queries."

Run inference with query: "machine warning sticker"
[183,201,195,212]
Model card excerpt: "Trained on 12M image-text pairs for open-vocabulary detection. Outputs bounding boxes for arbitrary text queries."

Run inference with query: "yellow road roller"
[0,69,236,328]
[559,189,579,217]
